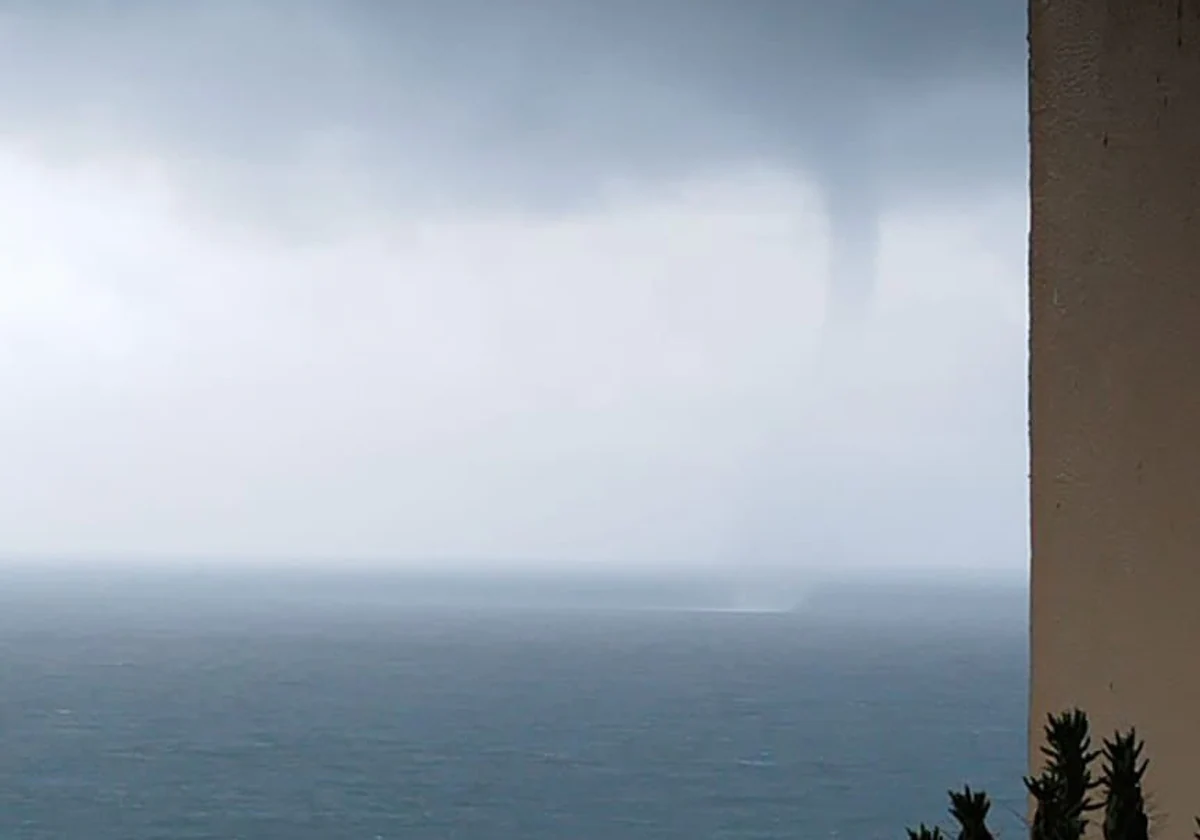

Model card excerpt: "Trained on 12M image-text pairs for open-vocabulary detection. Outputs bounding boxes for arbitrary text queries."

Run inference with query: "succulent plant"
[1099,729,1149,840]
[948,785,995,840]
[906,709,1198,840]
[1025,709,1100,840]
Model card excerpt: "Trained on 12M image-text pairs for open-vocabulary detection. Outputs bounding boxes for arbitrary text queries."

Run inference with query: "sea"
[0,566,1029,840]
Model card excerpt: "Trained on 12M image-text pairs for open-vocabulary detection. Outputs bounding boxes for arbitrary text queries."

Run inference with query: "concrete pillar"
[1030,2,1200,837]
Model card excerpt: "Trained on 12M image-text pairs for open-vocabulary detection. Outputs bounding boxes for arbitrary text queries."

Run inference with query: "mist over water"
[0,562,1026,628]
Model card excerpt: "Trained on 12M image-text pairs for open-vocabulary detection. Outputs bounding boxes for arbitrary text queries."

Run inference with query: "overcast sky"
[0,0,1028,577]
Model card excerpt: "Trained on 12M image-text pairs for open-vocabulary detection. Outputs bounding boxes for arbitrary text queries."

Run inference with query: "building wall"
[1030,1,1200,836]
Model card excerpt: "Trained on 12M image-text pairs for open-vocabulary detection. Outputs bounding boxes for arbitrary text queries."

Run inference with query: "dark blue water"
[0,582,1027,839]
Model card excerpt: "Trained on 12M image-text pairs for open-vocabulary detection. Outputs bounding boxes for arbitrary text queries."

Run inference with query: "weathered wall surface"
[1030,1,1200,836]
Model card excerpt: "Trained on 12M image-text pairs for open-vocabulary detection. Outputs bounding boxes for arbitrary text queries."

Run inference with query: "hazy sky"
[0,1,1028,576]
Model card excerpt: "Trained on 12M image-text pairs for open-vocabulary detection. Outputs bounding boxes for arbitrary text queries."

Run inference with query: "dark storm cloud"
[0,0,1025,209]
[0,2,1030,567]
[0,0,1026,315]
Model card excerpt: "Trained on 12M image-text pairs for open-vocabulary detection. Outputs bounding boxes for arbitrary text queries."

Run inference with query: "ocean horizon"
[0,567,1029,839]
